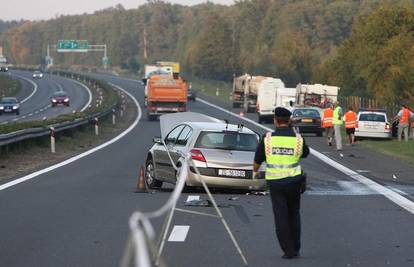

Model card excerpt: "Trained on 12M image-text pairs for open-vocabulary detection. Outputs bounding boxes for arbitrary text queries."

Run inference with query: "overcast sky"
[1,0,234,21]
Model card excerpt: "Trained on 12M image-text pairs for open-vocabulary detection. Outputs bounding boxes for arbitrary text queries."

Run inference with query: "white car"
[355,109,392,139]
[32,71,43,79]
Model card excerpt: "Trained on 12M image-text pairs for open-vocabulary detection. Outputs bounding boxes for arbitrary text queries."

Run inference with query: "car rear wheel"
[145,158,162,189]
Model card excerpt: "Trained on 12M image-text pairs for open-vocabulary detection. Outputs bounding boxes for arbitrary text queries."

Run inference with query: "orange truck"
[146,74,188,120]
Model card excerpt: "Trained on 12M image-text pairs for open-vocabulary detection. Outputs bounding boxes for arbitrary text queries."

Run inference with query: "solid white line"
[186,195,200,202]
[49,79,64,92]
[197,97,414,215]
[0,84,141,192]
[12,74,38,104]
[168,225,190,242]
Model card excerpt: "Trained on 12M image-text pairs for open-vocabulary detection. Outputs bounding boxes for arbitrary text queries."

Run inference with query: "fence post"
[94,118,99,136]
[112,108,116,125]
[50,127,56,153]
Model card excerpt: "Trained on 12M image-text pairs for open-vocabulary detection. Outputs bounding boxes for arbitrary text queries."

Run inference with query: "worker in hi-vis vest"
[344,107,357,146]
[253,107,309,259]
[333,101,343,150]
[394,104,413,142]
[322,103,334,146]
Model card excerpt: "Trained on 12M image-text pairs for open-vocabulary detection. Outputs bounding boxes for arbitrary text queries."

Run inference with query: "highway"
[0,70,91,125]
[0,74,413,267]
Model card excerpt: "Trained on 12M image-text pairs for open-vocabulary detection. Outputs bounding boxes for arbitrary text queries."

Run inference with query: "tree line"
[1,0,414,105]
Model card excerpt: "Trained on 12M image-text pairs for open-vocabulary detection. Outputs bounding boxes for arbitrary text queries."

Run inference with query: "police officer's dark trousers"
[268,179,302,256]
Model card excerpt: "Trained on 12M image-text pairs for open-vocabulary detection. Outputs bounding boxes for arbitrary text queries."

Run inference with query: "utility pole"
[143,25,148,60]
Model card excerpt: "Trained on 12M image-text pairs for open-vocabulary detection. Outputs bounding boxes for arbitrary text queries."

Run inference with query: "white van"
[256,78,285,123]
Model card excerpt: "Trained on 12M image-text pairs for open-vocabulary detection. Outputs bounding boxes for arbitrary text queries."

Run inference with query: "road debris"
[246,191,269,196]
[184,199,213,207]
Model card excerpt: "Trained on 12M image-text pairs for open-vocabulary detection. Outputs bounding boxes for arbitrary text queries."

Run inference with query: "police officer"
[253,107,309,259]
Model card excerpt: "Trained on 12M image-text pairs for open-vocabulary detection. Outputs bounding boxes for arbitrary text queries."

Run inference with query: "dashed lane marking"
[168,225,190,242]
[0,83,141,192]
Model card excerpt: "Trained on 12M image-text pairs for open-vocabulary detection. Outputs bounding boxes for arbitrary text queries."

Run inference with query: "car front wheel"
[145,158,162,189]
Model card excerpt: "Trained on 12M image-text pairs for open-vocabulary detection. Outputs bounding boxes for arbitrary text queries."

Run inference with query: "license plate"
[302,119,312,122]
[218,169,246,177]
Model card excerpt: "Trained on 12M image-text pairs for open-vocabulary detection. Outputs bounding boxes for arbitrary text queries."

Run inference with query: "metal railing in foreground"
[121,152,248,267]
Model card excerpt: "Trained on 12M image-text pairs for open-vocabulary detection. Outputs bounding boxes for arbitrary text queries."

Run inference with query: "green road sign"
[57,40,88,52]
[102,56,109,65]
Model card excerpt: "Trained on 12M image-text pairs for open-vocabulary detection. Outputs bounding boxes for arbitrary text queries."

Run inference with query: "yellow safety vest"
[333,106,343,125]
[264,132,303,180]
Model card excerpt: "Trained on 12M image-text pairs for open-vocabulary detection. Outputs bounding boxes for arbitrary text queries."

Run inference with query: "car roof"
[358,111,386,115]
[1,97,18,101]
[185,122,256,134]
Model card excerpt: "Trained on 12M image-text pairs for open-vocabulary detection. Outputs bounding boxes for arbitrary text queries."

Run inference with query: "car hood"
[200,149,254,169]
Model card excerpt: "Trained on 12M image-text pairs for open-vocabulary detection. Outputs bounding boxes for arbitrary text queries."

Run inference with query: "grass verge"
[191,78,232,104]
[0,74,21,97]
[358,139,414,165]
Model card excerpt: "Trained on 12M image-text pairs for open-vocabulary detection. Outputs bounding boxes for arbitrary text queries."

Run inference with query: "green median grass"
[0,74,21,97]
[358,138,414,165]
[191,78,232,104]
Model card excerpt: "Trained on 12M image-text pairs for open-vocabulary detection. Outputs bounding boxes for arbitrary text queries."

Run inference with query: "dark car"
[187,87,196,101]
[0,66,8,72]
[291,108,323,136]
[0,97,20,115]
[51,91,70,107]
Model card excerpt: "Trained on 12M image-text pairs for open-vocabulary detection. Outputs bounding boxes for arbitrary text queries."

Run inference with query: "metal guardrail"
[0,107,115,147]
[0,70,120,147]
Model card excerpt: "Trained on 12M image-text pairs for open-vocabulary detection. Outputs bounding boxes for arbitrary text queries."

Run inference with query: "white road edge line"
[168,225,190,242]
[197,97,414,215]
[0,83,141,192]
[11,73,38,104]
[60,77,92,112]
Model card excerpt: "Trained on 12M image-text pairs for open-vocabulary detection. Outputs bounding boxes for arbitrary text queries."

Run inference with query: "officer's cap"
[274,107,292,118]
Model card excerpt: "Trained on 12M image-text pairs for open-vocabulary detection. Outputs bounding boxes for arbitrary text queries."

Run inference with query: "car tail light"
[355,121,359,128]
[385,123,390,130]
[190,149,206,162]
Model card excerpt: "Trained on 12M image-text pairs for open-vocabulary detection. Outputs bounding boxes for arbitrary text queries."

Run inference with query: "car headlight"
[12,105,19,109]
[52,99,57,102]
[0,106,4,110]
[40,74,43,77]
[64,98,69,102]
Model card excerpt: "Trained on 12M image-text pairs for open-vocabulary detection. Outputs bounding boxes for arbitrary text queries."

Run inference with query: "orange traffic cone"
[135,166,147,193]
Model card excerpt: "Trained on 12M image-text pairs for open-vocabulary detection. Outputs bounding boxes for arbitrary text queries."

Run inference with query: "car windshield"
[53,92,67,97]
[1,98,17,104]
[34,71,41,74]
[359,113,386,122]
[195,131,258,151]
[293,109,320,118]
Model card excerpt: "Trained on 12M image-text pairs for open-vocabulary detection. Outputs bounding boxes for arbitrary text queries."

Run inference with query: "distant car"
[145,112,265,190]
[0,66,8,72]
[355,108,392,139]
[291,108,323,136]
[0,97,20,115]
[187,87,196,101]
[32,70,43,79]
[51,91,70,107]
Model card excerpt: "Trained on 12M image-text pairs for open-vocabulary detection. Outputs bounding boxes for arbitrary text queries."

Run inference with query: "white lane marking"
[12,118,18,122]
[0,83,141,192]
[11,73,38,104]
[356,170,371,173]
[337,181,376,195]
[61,77,92,112]
[197,98,414,215]
[186,195,200,202]
[22,116,26,119]
[49,79,64,92]
[28,113,33,116]
[1,121,8,125]
[168,225,190,242]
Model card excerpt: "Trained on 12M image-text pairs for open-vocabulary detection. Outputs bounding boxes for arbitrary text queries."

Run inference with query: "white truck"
[256,78,286,123]
[232,74,267,112]
[295,84,340,108]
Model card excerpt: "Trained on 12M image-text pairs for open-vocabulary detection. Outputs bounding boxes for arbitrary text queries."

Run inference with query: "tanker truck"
[232,74,267,112]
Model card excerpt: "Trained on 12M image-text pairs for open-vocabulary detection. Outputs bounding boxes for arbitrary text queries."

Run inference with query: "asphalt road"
[0,70,91,124]
[0,74,413,267]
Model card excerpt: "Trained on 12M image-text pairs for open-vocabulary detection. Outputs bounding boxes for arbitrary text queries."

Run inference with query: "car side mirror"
[153,137,162,144]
